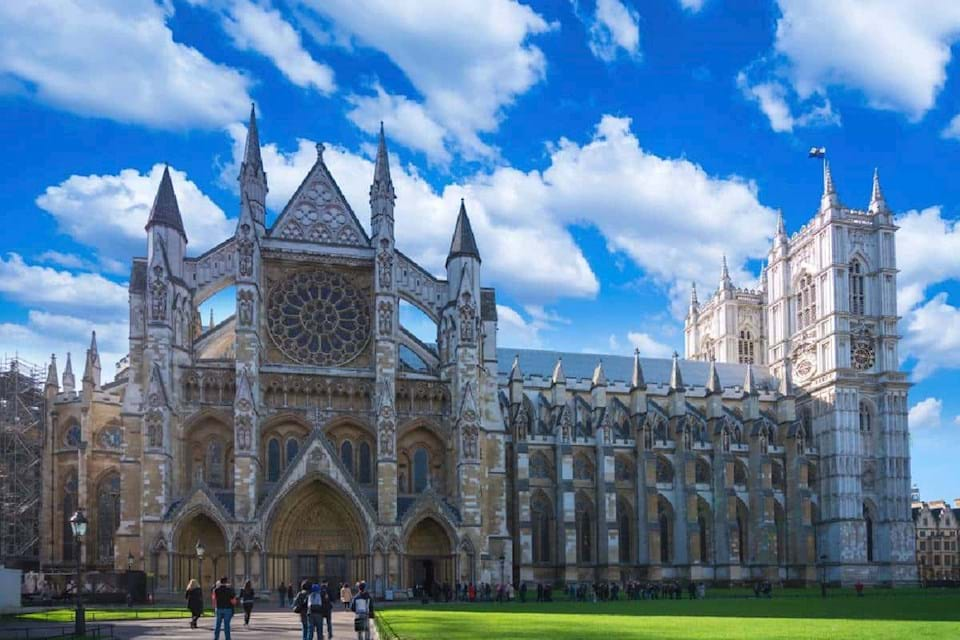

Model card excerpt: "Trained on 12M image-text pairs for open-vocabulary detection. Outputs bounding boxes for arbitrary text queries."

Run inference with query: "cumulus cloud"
[220,0,335,94]
[0,0,251,129]
[903,293,960,381]
[736,72,839,133]
[496,305,547,349]
[579,0,642,63]
[297,0,552,159]
[0,254,127,318]
[909,397,944,429]
[896,206,960,312]
[0,311,128,381]
[771,0,960,121]
[346,85,450,165]
[626,331,674,358]
[37,164,235,265]
[678,0,705,11]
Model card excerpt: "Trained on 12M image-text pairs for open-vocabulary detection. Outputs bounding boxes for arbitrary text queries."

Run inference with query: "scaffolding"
[0,356,45,569]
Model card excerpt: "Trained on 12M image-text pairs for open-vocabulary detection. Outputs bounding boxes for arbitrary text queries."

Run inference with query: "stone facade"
[38,115,916,592]
[912,500,960,581]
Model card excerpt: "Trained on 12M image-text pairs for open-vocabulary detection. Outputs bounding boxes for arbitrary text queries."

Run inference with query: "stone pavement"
[96,609,376,640]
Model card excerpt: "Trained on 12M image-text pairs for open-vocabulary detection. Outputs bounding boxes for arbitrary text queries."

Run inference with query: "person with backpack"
[318,581,334,639]
[306,583,326,640]
[350,581,374,640]
[292,580,311,640]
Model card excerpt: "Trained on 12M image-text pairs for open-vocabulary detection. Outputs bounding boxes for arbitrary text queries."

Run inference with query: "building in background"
[37,112,917,593]
[912,499,960,582]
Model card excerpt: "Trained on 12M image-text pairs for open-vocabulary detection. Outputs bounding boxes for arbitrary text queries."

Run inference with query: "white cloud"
[942,114,960,141]
[896,207,960,312]
[0,311,128,381]
[0,0,251,129]
[37,164,235,265]
[903,293,960,381]
[736,72,839,133]
[909,397,944,429]
[679,0,704,12]
[346,85,450,164]
[496,305,545,349]
[0,254,127,318]
[298,0,552,159]
[627,331,674,358]
[772,0,960,120]
[221,0,335,94]
[582,0,642,63]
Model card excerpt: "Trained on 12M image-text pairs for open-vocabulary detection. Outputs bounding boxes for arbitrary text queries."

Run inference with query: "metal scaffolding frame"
[0,355,45,569]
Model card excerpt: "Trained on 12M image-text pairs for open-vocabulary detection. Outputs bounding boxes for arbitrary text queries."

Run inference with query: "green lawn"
[16,607,191,622]
[376,592,960,640]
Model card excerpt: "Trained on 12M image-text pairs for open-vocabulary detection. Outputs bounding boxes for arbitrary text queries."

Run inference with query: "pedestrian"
[855,581,864,597]
[211,576,237,640]
[319,581,334,640]
[520,582,527,603]
[288,583,295,605]
[185,578,203,629]
[240,580,255,627]
[340,581,352,610]
[279,581,287,608]
[292,580,310,640]
[306,583,325,640]
[350,581,374,640]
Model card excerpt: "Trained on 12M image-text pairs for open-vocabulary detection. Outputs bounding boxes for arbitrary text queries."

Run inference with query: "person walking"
[350,581,374,640]
[292,580,311,640]
[319,581,334,640]
[211,577,237,640]
[185,579,203,629]
[306,584,325,640]
[288,583,295,606]
[340,582,352,610]
[278,582,287,608]
[239,580,255,627]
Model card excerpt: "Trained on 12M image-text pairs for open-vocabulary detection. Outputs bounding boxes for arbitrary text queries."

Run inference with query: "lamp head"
[69,509,88,538]
[196,540,205,559]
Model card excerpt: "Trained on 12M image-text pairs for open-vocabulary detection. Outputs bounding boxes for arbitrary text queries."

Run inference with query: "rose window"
[267,270,371,366]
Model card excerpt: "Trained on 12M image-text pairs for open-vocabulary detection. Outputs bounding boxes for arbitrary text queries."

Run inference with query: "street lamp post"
[196,540,206,588]
[128,551,135,572]
[69,509,88,637]
[819,554,828,598]
[499,554,505,589]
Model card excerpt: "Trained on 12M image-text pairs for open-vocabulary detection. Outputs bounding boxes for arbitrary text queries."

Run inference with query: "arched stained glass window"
[341,440,354,475]
[267,438,281,482]
[205,440,225,488]
[618,498,632,564]
[859,401,871,433]
[850,260,865,315]
[796,274,817,330]
[531,491,553,563]
[658,497,673,564]
[286,438,299,466]
[96,472,121,563]
[358,442,372,484]
[738,330,755,364]
[413,448,428,493]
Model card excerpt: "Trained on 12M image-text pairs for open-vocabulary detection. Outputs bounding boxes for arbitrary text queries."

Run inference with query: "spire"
[89,330,100,364]
[591,360,607,388]
[62,352,75,392]
[446,199,481,266]
[821,160,840,210]
[372,123,394,198]
[705,357,721,395]
[509,354,523,382]
[630,349,646,390]
[669,351,684,392]
[82,348,93,383]
[242,103,263,170]
[869,167,888,213]
[145,165,186,240]
[370,122,397,237]
[743,363,757,396]
[690,282,699,308]
[775,210,786,239]
[551,357,565,385]
[46,354,58,389]
[719,255,733,290]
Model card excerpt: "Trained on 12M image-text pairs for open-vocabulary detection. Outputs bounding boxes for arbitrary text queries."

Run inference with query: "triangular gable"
[269,153,370,247]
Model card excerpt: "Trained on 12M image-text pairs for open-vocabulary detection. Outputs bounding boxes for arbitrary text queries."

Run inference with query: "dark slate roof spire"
[669,351,684,392]
[630,349,646,390]
[705,357,721,395]
[145,165,187,240]
[446,198,481,265]
[243,103,263,170]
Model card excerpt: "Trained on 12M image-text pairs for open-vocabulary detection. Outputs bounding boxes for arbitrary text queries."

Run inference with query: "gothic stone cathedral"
[38,109,916,594]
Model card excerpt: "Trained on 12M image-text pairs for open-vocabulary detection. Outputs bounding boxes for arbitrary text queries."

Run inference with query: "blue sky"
[1,0,959,500]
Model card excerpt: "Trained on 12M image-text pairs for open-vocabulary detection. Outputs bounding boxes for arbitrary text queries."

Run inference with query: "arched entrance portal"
[174,513,227,590]
[405,518,454,594]
[266,479,368,590]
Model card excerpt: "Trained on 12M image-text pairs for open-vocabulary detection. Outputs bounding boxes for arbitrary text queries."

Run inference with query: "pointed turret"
[821,160,840,210]
[719,255,733,291]
[145,166,186,241]
[743,363,757,396]
[868,167,889,214]
[669,351,684,392]
[238,104,267,229]
[447,199,481,266]
[242,103,262,170]
[46,354,59,389]
[370,122,397,238]
[591,360,607,388]
[509,354,523,382]
[630,349,645,390]
[62,352,75,392]
[508,354,524,403]
[551,357,565,385]
[776,210,786,239]
[705,358,721,395]
[688,282,699,317]
[82,331,100,389]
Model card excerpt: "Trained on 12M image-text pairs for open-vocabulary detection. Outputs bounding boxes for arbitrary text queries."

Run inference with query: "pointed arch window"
[849,260,865,315]
[413,447,429,493]
[697,498,711,563]
[796,274,817,330]
[658,497,673,564]
[864,503,875,562]
[859,401,871,434]
[617,498,632,564]
[358,442,372,485]
[340,440,354,475]
[285,438,299,467]
[266,438,281,482]
[205,439,225,488]
[576,496,593,563]
[738,329,755,364]
[531,491,553,563]
[96,472,121,563]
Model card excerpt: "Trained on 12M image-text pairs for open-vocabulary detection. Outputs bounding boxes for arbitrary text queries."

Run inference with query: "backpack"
[292,591,308,614]
[308,592,324,614]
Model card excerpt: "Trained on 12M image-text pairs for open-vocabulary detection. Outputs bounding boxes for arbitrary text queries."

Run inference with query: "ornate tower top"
[869,167,889,214]
[145,166,186,241]
[719,254,733,291]
[370,122,396,238]
[242,103,263,172]
[630,349,646,390]
[447,199,481,266]
[821,160,840,210]
[669,352,684,392]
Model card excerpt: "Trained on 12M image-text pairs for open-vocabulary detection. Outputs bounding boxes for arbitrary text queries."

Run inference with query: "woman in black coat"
[240,580,256,627]
[185,579,204,628]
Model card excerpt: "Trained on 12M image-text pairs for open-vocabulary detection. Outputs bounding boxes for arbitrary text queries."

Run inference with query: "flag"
[808,146,826,158]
